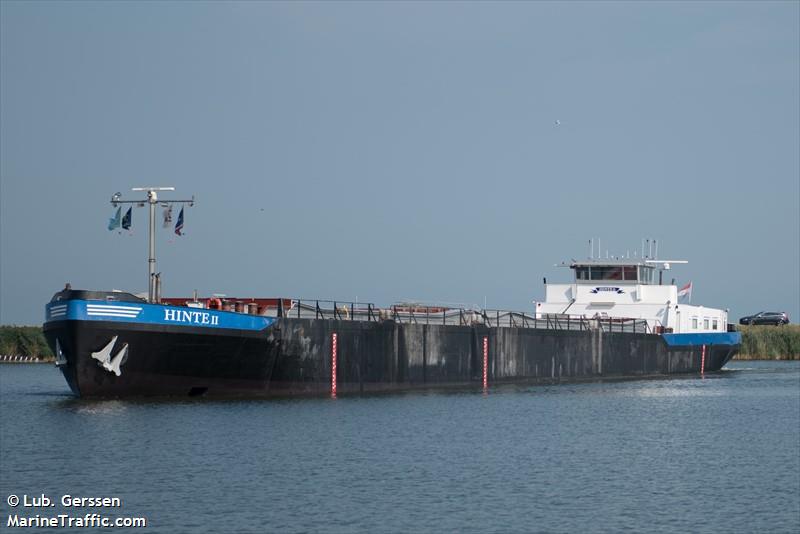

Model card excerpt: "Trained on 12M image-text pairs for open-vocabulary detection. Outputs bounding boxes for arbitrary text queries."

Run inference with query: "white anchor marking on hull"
[91,336,129,377]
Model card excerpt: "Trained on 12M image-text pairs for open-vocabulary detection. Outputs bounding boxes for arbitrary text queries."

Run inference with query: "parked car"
[739,312,790,326]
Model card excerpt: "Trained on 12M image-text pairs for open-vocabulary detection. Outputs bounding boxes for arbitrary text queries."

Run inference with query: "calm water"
[1,362,798,533]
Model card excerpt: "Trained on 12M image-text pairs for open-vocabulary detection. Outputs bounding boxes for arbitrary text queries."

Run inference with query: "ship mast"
[111,187,195,303]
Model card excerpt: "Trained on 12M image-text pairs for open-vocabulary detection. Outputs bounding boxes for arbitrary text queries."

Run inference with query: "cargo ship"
[43,258,741,398]
[41,189,741,398]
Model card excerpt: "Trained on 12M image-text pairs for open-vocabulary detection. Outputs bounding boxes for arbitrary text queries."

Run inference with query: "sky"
[1,1,798,325]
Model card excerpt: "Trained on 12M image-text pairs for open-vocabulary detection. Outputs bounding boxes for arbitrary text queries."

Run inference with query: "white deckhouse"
[534,258,728,333]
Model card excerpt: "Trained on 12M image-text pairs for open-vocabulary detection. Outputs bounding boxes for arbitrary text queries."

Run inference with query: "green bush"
[737,325,800,360]
[0,326,53,359]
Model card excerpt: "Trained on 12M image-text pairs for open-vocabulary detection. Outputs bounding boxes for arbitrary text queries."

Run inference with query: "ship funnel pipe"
[154,273,162,303]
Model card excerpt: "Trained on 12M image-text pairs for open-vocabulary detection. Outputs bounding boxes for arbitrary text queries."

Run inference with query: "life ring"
[207,298,222,310]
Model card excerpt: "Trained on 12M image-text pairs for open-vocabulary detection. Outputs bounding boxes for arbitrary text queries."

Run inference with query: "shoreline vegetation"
[736,325,800,360]
[1,326,54,362]
[1,325,798,363]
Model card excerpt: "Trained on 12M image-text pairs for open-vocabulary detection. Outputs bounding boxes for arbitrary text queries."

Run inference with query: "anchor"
[91,336,129,377]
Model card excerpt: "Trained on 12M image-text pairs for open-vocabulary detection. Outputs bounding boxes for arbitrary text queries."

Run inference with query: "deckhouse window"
[589,266,624,280]
[576,265,646,282]
[623,266,637,280]
[638,267,655,284]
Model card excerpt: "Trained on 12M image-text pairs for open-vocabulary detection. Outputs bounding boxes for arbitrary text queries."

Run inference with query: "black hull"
[44,320,280,397]
[43,317,739,398]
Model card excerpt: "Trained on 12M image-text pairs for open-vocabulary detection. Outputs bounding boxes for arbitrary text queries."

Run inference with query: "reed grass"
[735,325,800,360]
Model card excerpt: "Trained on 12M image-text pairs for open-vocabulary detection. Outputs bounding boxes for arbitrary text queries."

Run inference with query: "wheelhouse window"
[638,266,655,284]
[692,317,698,329]
[589,267,604,280]
[704,318,709,330]
[623,266,637,280]
[712,319,718,331]
[575,264,647,282]
[590,266,624,280]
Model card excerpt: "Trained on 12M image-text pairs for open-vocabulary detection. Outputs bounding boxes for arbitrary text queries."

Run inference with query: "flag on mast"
[174,207,184,236]
[678,281,692,304]
[162,205,173,228]
[108,207,121,231]
[121,207,132,230]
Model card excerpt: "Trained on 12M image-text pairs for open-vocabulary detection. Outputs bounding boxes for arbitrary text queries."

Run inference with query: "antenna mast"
[111,187,195,302]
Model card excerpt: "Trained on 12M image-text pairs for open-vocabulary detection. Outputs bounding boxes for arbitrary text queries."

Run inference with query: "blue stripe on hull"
[661,332,741,346]
[45,300,275,331]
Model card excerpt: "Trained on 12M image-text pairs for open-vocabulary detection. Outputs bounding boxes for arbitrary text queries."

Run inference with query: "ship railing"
[278,300,651,333]
[281,301,485,325]
[476,312,650,333]
[283,299,379,322]
[479,311,587,330]
[389,306,482,326]
[481,310,539,328]
[534,314,651,334]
